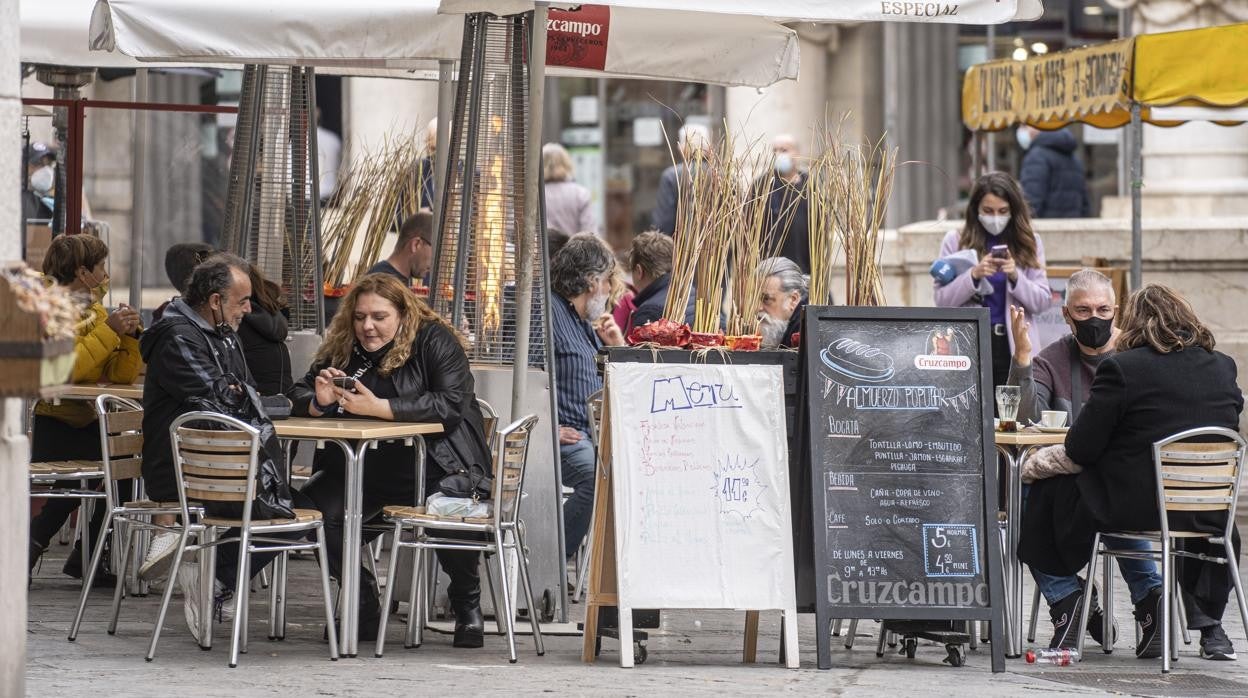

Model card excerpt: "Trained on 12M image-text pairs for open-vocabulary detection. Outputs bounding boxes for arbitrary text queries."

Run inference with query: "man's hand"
[1010,304,1032,366]
[969,254,998,282]
[559,426,583,445]
[593,314,625,347]
[313,367,346,411]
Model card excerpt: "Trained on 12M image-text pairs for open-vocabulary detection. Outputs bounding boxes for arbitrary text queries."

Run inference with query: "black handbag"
[438,463,493,502]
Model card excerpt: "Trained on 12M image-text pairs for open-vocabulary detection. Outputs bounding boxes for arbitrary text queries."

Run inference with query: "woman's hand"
[999,255,1018,283]
[339,380,393,420]
[105,306,139,336]
[1009,304,1032,366]
[969,254,998,282]
[312,367,345,413]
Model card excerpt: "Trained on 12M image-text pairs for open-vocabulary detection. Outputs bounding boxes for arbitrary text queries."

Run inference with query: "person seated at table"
[238,263,293,396]
[138,254,255,591]
[289,273,494,647]
[28,234,142,585]
[1008,270,1163,651]
[550,235,626,562]
[1019,284,1243,661]
[153,242,214,322]
[756,256,808,349]
[367,210,434,288]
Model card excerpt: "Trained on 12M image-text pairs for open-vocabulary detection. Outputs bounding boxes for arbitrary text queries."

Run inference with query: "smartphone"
[332,376,357,391]
[990,244,1010,259]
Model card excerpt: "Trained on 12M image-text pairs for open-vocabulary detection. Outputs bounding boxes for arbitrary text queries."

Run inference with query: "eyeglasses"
[1067,304,1116,320]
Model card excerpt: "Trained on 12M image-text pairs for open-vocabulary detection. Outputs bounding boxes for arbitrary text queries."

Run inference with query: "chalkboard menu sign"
[803,306,1005,672]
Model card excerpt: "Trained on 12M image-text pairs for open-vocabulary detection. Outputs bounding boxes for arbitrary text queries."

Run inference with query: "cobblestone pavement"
[24,546,1248,697]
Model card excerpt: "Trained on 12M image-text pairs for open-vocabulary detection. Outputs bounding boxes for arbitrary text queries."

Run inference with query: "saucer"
[1036,425,1069,433]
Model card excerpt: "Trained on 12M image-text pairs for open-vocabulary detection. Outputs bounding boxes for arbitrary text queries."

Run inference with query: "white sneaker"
[139,532,180,581]
[175,562,203,644]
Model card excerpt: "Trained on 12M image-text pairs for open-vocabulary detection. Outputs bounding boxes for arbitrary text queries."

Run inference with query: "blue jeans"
[1032,536,1163,606]
[560,433,596,560]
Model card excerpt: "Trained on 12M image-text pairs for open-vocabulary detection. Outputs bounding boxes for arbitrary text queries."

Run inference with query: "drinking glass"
[995,385,1021,431]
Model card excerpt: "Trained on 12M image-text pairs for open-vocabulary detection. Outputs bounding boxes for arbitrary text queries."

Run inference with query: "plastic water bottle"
[1025,648,1080,665]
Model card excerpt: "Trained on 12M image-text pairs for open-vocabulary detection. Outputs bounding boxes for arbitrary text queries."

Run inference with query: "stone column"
[1132,0,1248,215]
[1,0,29,693]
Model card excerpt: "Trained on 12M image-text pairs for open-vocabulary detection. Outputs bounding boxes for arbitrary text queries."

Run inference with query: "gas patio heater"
[427,12,567,623]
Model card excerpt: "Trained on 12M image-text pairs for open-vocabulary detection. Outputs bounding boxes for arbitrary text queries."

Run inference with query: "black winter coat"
[1019,345,1243,575]
[288,321,492,492]
[139,298,255,502]
[238,305,292,396]
[1020,129,1090,218]
[752,172,811,273]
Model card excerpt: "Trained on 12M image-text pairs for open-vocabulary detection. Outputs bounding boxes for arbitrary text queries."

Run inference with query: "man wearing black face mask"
[1007,269,1119,426]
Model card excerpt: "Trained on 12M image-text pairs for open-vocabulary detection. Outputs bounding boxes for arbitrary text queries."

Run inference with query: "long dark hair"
[247,264,286,316]
[960,172,1041,269]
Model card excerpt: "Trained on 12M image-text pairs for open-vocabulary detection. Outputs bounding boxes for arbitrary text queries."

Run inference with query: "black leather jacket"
[289,321,492,486]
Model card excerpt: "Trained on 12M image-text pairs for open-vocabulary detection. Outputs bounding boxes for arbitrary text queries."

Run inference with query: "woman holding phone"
[935,172,1052,386]
[288,273,493,647]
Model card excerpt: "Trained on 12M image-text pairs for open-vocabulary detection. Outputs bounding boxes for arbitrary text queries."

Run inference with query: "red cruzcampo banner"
[546,4,610,71]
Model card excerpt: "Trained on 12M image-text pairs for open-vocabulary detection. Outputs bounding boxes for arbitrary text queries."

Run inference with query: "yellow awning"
[961,22,1248,131]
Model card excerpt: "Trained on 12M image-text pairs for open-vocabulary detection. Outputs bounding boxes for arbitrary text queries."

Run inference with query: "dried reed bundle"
[320,135,423,287]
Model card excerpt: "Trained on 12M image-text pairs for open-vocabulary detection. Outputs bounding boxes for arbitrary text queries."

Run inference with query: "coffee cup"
[1040,410,1068,428]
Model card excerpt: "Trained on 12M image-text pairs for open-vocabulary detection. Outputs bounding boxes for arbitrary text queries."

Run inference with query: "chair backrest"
[94,394,144,506]
[586,389,604,447]
[169,411,262,522]
[492,414,539,528]
[1152,426,1246,538]
[477,397,500,453]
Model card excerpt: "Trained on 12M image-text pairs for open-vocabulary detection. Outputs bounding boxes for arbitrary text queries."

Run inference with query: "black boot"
[440,548,484,648]
[452,603,485,649]
[29,538,45,574]
[1048,589,1085,650]
[62,543,117,588]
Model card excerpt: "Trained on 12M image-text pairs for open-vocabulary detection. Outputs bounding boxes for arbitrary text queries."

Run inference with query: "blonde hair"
[1116,284,1215,354]
[315,274,467,375]
[542,142,574,182]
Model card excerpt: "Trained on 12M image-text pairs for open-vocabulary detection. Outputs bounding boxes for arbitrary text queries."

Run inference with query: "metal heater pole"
[511,4,547,417]
[433,59,454,243]
[1129,103,1143,290]
[129,68,148,311]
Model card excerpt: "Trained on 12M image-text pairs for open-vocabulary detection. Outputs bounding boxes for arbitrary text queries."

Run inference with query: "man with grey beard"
[756,256,809,348]
[549,234,625,560]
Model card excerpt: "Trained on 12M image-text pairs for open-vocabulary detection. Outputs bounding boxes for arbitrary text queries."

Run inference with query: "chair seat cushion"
[383,505,492,525]
[29,460,104,477]
[201,508,321,527]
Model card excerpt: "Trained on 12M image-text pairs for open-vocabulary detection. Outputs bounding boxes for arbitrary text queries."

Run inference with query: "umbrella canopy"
[438,0,1044,24]
[90,0,800,87]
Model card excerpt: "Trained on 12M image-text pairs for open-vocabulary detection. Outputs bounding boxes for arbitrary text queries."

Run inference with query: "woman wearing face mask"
[28,234,143,585]
[287,273,494,647]
[935,172,1052,386]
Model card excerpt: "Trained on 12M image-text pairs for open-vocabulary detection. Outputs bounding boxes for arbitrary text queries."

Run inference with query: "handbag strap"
[1068,338,1083,422]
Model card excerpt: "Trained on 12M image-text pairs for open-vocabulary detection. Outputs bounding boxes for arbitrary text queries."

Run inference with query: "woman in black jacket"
[289,273,492,647]
[1020,284,1244,661]
[238,264,292,395]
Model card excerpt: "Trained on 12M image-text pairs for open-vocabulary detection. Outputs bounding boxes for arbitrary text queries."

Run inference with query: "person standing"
[1018,126,1091,218]
[651,124,710,235]
[752,134,810,273]
[542,143,597,237]
[934,172,1051,386]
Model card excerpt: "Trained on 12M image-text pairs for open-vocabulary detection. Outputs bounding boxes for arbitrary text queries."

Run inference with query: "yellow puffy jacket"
[34,301,143,428]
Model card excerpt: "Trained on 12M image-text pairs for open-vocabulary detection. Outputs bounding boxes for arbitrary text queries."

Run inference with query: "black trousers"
[29,415,109,552]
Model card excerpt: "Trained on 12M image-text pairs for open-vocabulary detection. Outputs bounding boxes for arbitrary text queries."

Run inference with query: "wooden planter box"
[0,266,77,397]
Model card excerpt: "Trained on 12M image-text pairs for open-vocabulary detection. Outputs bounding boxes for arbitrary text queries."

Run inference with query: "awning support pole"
[129,68,148,310]
[1129,103,1143,290]
[433,59,454,244]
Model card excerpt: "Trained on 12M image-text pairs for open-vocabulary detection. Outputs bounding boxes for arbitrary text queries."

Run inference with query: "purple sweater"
[933,229,1053,357]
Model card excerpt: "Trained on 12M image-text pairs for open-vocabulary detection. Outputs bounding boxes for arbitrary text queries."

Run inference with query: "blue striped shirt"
[550,292,602,433]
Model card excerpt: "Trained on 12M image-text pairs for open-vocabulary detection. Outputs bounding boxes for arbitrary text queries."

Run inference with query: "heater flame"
[477,114,507,340]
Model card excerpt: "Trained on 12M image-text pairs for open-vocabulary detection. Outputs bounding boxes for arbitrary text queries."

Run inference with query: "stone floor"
[24,544,1248,697]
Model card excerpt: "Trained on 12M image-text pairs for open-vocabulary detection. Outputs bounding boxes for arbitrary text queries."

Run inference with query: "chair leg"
[1223,538,1248,645]
[1027,585,1041,643]
[575,537,591,602]
[845,619,859,649]
[69,511,117,641]
[1075,533,1102,660]
[969,621,978,650]
[1161,536,1172,674]
[515,527,545,656]
[1170,574,1181,662]
[229,530,251,668]
[483,554,505,635]
[1175,585,1192,645]
[404,545,423,649]
[109,526,137,635]
[494,531,518,663]
[376,523,404,658]
[1103,553,1115,653]
[831,618,843,637]
[145,533,189,662]
[240,551,252,657]
[316,526,340,662]
[875,624,888,657]
[364,540,380,586]
[201,527,217,650]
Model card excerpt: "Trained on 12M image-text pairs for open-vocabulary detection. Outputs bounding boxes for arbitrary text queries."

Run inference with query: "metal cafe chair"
[152,412,339,667]
[67,395,199,642]
[1075,427,1248,673]
[376,414,545,663]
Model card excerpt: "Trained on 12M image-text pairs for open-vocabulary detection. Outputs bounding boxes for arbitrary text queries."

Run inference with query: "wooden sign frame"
[803,306,1007,672]
[581,365,800,668]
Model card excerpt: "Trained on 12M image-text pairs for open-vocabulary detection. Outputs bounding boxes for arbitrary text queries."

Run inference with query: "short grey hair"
[1065,269,1115,305]
[758,256,809,299]
[551,233,614,299]
[678,123,711,154]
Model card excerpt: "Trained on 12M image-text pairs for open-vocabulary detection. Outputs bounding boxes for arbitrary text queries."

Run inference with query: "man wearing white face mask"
[752,134,811,273]
[23,141,57,222]
[549,234,625,560]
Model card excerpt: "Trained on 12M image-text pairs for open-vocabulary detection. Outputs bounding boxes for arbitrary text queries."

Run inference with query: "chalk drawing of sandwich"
[820,338,895,383]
